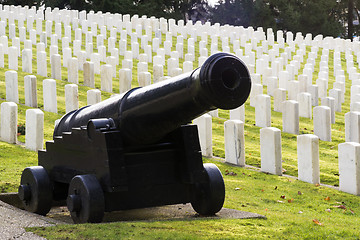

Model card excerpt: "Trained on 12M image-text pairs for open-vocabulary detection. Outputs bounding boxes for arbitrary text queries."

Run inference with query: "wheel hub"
[18,184,31,201]
[67,194,82,212]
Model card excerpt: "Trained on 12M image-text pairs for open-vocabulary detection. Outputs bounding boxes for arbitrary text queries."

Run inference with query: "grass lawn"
[28,158,360,239]
[0,15,358,239]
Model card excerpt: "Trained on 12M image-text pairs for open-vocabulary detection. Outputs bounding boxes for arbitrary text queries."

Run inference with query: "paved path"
[0,200,63,240]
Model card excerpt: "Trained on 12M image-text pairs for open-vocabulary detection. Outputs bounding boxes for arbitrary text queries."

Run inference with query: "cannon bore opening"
[221,68,240,90]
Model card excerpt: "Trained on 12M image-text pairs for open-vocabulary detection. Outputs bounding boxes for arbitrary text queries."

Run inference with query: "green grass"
[29,158,360,239]
[0,14,359,239]
[0,141,37,192]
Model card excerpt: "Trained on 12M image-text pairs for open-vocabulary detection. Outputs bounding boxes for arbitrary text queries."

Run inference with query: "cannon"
[18,53,251,223]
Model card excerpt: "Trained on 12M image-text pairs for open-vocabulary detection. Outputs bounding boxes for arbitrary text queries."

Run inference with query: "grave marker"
[298,92,312,119]
[224,120,245,166]
[260,127,282,175]
[5,70,19,104]
[297,134,320,184]
[65,84,79,113]
[119,68,132,94]
[345,111,360,143]
[25,109,44,151]
[24,75,37,108]
[282,100,299,134]
[43,79,57,113]
[68,57,79,84]
[338,142,360,195]
[313,106,331,141]
[101,64,113,92]
[0,102,17,144]
[87,89,101,105]
[83,61,95,88]
[50,54,61,80]
[255,94,271,128]
[193,114,212,158]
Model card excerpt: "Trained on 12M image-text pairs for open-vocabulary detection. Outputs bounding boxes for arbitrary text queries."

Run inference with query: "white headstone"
[0,102,17,144]
[119,68,132,94]
[138,72,151,87]
[122,59,133,70]
[153,64,164,83]
[68,57,79,84]
[0,43,4,68]
[316,78,328,98]
[321,97,335,124]
[43,79,57,113]
[297,92,312,119]
[137,61,148,78]
[282,100,299,134]
[313,106,331,141]
[37,51,47,77]
[229,105,245,122]
[333,81,345,103]
[24,75,37,108]
[255,94,271,127]
[338,142,360,195]
[25,109,44,151]
[345,111,360,143]
[50,45,58,58]
[298,74,308,93]
[87,89,101,105]
[183,61,193,73]
[208,109,218,118]
[8,46,18,70]
[297,134,320,184]
[193,114,212,158]
[287,81,299,100]
[329,88,342,112]
[308,84,319,106]
[351,102,360,112]
[273,88,287,112]
[0,35,8,54]
[279,71,289,89]
[83,61,95,88]
[131,41,139,59]
[101,64,113,92]
[106,56,117,78]
[266,76,278,96]
[65,84,79,113]
[5,70,19,104]
[91,53,101,74]
[224,120,245,166]
[260,127,282,175]
[250,83,263,107]
[22,48,32,73]
[50,54,61,80]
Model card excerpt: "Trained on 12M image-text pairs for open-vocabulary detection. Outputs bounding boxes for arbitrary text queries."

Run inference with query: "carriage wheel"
[66,174,105,223]
[18,166,53,216]
[191,163,225,215]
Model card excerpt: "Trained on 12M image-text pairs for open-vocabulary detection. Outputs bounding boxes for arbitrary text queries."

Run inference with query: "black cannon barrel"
[54,52,251,145]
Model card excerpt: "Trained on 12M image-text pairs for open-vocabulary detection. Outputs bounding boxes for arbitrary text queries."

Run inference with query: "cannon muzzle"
[54,52,251,145]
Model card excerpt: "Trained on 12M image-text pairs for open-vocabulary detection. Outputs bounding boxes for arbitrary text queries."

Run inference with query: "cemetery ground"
[1,93,359,239]
[6,153,360,239]
[0,7,358,238]
[1,64,358,235]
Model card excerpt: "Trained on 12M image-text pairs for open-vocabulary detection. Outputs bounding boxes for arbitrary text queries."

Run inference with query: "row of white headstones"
[1,5,360,195]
